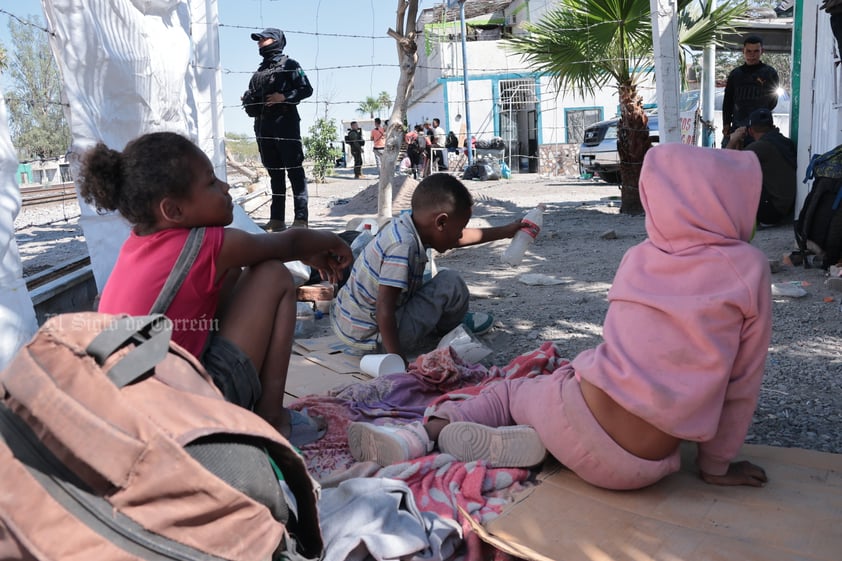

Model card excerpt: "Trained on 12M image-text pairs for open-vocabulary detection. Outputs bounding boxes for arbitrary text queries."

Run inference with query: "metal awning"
[721,17,793,53]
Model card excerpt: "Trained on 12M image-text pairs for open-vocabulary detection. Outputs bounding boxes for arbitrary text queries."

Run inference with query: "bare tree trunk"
[377,0,419,220]
[225,147,260,185]
[617,83,651,216]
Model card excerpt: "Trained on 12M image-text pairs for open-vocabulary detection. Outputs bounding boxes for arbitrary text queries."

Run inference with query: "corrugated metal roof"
[418,0,514,27]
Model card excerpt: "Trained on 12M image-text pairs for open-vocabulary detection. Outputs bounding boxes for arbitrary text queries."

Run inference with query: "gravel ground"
[14,165,842,455]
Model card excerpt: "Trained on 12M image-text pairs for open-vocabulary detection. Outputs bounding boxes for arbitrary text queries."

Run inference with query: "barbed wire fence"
[3,3,660,231]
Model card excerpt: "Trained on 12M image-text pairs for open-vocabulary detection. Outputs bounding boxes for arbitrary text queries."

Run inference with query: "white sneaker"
[347,421,433,466]
[438,422,546,468]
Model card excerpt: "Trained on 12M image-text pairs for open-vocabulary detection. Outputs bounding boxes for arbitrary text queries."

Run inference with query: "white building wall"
[797,0,842,210]
[407,86,446,129]
[411,0,655,169]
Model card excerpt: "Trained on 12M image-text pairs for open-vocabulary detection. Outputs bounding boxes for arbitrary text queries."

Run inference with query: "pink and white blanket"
[291,341,570,561]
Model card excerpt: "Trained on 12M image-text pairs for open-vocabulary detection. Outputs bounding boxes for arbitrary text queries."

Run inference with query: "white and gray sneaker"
[438,422,547,468]
[347,421,434,466]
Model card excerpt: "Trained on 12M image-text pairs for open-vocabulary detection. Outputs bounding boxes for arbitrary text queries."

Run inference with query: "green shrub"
[303,118,343,183]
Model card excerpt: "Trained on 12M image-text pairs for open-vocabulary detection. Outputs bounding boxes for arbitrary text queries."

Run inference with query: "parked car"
[579,88,791,184]
[578,113,658,185]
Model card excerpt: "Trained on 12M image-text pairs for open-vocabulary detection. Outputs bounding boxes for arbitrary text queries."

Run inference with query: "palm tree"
[507,0,745,214]
[376,90,392,117]
[357,96,381,119]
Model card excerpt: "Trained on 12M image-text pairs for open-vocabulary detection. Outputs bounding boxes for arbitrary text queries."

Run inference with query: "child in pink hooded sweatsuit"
[348,143,773,491]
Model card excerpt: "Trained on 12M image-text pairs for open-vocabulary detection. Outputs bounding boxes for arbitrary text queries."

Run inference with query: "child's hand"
[505,220,526,239]
[302,239,353,284]
[700,460,767,487]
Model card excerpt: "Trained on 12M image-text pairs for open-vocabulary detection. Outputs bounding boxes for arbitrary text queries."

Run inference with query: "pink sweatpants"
[432,364,681,490]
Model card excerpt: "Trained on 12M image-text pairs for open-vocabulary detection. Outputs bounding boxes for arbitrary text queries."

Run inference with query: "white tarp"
[41,0,227,291]
[0,97,39,370]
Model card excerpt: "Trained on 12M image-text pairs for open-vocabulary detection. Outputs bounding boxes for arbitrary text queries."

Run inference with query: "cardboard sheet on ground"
[294,335,352,354]
[475,444,842,561]
[284,354,361,399]
[304,351,362,375]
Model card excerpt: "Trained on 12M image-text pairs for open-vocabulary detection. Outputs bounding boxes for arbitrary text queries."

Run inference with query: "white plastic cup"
[359,353,405,377]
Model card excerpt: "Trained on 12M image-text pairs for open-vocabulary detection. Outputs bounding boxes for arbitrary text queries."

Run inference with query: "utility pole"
[701,0,717,147]
[650,0,682,144]
[452,0,474,164]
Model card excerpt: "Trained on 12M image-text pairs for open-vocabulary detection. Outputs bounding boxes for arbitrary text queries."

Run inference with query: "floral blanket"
[291,341,569,561]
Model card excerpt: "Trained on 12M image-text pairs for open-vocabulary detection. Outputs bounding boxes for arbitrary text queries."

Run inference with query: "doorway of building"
[499,79,538,173]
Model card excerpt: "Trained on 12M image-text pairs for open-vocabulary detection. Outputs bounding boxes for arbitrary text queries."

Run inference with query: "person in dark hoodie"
[243,28,313,231]
[725,108,797,226]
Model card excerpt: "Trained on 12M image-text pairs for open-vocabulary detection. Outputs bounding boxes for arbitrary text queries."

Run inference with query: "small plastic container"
[294,302,315,338]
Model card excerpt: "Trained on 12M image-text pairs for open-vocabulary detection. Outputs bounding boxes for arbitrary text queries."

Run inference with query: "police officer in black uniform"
[243,28,313,231]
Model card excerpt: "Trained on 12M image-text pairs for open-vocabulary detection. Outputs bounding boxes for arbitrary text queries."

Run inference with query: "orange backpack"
[0,313,323,561]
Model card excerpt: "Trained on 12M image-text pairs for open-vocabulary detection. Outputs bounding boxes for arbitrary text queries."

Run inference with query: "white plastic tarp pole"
[41,0,310,287]
[650,0,682,144]
[189,0,227,180]
[0,97,39,369]
[41,0,197,292]
[700,0,717,147]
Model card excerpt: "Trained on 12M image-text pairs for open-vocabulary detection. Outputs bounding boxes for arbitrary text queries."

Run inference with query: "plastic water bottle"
[294,302,315,338]
[350,223,373,260]
[502,204,545,267]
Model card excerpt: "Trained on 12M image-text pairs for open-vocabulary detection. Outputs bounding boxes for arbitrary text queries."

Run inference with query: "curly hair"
[78,132,202,228]
[411,173,473,216]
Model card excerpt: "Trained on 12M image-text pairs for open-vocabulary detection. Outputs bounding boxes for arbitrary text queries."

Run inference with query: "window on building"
[565,108,602,144]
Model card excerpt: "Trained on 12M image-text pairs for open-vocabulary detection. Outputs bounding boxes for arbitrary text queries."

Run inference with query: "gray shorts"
[201,335,261,410]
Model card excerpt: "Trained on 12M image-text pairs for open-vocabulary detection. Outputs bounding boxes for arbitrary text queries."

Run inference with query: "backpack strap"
[85,228,206,388]
[149,227,206,315]
[85,315,174,388]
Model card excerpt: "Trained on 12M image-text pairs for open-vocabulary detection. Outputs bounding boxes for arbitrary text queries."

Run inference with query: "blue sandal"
[462,312,494,335]
[287,409,327,447]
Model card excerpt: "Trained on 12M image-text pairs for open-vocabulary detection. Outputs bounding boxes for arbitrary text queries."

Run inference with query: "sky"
[1,0,442,138]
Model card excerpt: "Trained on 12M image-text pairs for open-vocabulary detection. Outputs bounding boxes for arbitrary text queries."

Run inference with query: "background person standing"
[432,118,447,172]
[722,35,780,149]
[371,118,386,173]
[345,121,366,179]
[243,28,313,231]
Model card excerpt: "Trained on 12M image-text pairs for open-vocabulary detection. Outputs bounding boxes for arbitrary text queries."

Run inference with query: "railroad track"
[20,182,77,207]
[25,255,91,291]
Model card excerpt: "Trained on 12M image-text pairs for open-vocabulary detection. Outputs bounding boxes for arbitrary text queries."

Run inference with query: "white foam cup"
[360,353,405,377]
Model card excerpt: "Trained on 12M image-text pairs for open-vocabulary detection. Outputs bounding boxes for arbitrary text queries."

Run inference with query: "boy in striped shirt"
[330,174,522,362]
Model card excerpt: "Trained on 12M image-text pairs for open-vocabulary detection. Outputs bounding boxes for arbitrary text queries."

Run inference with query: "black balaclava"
[255,28,286,60]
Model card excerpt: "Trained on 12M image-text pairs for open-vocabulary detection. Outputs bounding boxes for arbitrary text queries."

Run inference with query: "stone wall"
[538,143,581,177]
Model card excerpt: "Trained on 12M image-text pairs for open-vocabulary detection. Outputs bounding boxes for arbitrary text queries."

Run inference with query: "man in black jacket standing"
[722,35,780,149]
[345,122,365,179]
[244,28,313,231]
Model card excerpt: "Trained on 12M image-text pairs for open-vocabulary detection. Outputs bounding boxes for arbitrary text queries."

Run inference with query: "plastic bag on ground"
[437,325,492,364]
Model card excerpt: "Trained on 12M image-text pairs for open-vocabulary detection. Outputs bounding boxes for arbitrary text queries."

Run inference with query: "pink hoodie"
[572,144,772,476]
